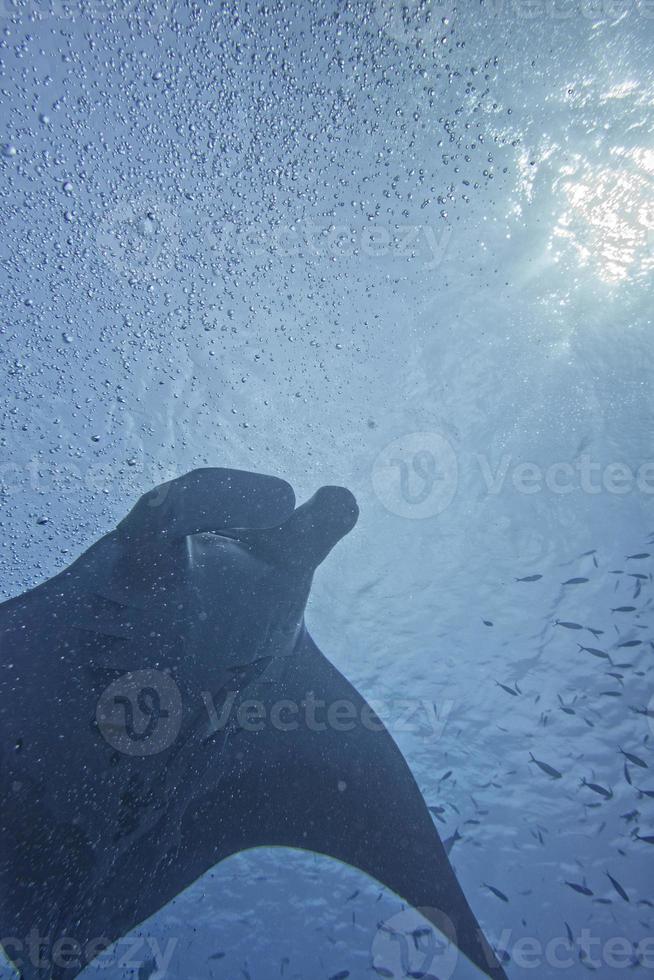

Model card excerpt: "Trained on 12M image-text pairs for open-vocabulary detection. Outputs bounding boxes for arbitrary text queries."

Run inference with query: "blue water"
[1,0,654,977]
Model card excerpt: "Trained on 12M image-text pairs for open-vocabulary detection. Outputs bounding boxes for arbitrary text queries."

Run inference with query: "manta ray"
[0,468,508,979]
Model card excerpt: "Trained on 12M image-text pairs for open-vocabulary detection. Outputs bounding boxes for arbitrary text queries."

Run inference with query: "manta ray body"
[0,468,508,979]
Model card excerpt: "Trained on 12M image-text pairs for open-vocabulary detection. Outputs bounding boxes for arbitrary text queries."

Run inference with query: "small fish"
[209,952,226,960]
[516,574,542,582]
[634,832,654,845]
[637,789,654,799]
[631,706,654,719]
[612,606,636,613]
[529,752,562,779]
[625,763,633,786]
[556,620,584,630]
[586,627,604,638]
[443,828,462,854]
[580,778,613,799]
[346,889,359,901]
[329,972,350,980]
[566,881,593,896]
[438,770,452,783]
[629,573,648,580]
[372,968,394,979]
[483,883,509,902]
[564,922,575,946]
[483,619,493,626]
[627,553,650,560]
[577,644,611,660]
[606,871,630,902]
[599,691,622,697]
[563,577,589,585]
[558,695,576,715]
[428,806,446,823]
[617,640,641,648]
[619,747,648,768]
[496,681,519,696]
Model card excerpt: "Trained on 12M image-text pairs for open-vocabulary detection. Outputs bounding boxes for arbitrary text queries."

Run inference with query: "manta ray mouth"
[206,485,359,571]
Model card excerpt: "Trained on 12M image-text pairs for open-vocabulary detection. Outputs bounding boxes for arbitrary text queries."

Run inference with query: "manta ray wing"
[175,630,508,980]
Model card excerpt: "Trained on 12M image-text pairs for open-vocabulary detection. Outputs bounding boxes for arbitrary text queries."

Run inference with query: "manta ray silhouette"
[0,468,508,980]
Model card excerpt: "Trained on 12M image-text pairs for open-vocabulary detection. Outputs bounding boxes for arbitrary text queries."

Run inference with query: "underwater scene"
[1,1,654,978]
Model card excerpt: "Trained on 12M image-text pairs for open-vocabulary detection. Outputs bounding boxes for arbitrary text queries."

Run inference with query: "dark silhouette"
[0,468,507,979]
